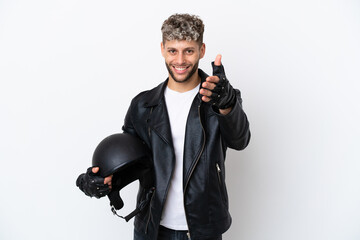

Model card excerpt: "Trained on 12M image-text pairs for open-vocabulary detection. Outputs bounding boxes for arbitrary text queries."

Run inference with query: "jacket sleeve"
[215,89,251,150]
[122,97,139,137]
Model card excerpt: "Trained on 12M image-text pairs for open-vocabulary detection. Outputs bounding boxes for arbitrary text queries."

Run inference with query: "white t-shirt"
[160,84,200,230]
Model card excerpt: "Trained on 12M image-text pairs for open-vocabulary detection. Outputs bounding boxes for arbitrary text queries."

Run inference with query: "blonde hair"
[161,14,205,44]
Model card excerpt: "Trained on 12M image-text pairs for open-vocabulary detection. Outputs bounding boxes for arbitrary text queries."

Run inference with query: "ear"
[161,42,165,57]
[200,43,206,59]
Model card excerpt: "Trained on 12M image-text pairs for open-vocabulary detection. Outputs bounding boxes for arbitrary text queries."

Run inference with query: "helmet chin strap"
[108,187,155,222]
[108,190,124,209]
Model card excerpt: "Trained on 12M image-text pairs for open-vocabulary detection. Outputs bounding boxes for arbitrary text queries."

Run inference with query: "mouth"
[172,65,190,74]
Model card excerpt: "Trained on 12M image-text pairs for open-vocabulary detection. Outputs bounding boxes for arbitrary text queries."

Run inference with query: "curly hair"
[161,14,205,44]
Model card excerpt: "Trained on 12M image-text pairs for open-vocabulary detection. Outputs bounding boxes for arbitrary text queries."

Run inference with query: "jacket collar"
[143,68,209,108]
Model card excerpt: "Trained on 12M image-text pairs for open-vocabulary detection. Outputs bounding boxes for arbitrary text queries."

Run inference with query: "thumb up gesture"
[199,54,237,113]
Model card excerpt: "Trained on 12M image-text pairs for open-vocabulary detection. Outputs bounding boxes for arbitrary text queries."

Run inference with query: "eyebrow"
[166,47,196,50]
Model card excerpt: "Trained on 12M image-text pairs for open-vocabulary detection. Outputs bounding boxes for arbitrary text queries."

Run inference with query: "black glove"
[76,167,111,198]
[209,62,237,110]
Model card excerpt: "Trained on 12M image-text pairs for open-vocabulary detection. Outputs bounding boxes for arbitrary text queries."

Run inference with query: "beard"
[165,61,199,83]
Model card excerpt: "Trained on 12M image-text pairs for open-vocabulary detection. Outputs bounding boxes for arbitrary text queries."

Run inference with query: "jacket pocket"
[145,187,155,234]
[216,163,227,204]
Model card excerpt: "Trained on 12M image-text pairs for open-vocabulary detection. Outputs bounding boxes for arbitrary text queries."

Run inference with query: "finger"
[104,175,113,185]
[199,88,213,97]
[206,76,220,83]
[201,95,211,102]
[104,179,112,185]
[214,54,222,66]
[92,167,99,174]
[202,81,216,90]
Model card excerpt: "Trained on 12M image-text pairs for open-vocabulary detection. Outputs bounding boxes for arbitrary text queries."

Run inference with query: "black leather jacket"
[122,69,250,240]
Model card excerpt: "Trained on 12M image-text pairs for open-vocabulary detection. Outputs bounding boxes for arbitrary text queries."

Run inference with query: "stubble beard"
[165,61,199,83]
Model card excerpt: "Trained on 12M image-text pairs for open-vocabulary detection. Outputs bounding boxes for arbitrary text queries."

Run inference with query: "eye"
[168,50,177,55]
[186,50,194,54]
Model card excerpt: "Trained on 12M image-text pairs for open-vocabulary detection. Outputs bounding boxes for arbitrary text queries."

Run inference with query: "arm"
[199,54,250,150]
[216,89,250,150]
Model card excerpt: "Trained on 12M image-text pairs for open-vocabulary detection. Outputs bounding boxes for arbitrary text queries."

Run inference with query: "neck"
[167,69,201,93]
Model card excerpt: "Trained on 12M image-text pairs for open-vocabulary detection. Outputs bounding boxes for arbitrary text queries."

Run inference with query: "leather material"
[122,69,250,240]
[76,167,111,198]
[208,62,236,110]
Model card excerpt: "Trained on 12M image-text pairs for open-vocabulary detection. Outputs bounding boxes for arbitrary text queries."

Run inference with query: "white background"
[1,0,359,239]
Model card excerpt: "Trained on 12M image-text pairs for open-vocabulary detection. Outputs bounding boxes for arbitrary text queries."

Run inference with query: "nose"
[175,52,185,65]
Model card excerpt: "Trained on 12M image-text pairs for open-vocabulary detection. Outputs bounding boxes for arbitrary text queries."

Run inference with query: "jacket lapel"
[183,95,204,187]
[144,80,173,148]
[149,100,173,147]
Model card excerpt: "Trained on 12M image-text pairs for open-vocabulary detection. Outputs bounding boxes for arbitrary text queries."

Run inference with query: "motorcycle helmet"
[92,133,154,221]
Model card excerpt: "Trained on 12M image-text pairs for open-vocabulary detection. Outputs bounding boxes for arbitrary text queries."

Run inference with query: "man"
[77,14,250,240]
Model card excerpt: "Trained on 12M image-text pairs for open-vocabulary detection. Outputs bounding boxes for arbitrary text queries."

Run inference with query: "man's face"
[161,40,205,83]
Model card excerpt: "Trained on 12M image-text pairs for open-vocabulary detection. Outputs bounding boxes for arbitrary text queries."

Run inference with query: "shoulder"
[129,80,167,109]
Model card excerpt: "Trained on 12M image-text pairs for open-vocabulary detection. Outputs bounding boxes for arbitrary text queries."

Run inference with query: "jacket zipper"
[183,104,206,239]
[216,163,222,185]
[184,104,206,193]
[216,163,226,203]
[145,187,156,234]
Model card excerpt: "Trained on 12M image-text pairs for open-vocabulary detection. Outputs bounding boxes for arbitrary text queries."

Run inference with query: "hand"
[92,167,113,188]
[199,54,236,113]
[76,167,113,198]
